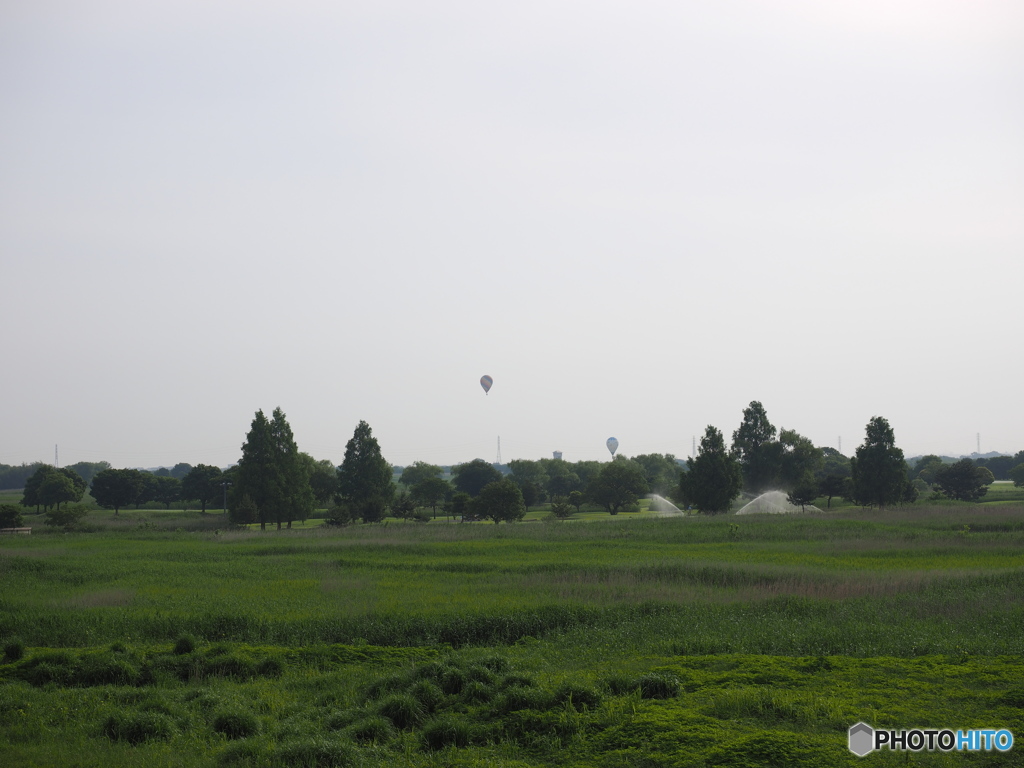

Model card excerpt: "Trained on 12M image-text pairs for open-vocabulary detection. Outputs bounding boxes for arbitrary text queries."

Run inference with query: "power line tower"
[495,436,502,465]
[55,444,59,468]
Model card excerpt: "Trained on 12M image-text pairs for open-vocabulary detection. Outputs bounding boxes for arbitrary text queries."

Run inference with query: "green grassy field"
[2,505,1024,766]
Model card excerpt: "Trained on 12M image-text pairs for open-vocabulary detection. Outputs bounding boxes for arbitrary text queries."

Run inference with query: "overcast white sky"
[2,1,1022,469]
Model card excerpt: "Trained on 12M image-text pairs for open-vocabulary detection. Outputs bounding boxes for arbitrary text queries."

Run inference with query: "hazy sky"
[2,1,1022,469]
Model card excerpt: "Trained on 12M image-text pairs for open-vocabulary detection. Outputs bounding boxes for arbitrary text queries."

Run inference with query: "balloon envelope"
[480,375,493,394]
[606,437,619,456]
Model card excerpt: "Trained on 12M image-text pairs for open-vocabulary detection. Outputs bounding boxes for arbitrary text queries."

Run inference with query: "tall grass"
[2,505,1022,655]
[3,506,1024,767]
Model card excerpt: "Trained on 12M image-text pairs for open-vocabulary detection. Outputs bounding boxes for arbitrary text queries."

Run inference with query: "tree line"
[6,403,1024,530]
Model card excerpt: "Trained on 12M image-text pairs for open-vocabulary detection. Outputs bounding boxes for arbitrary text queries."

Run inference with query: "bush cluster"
[343,652,606,752]
[10,644,286,688]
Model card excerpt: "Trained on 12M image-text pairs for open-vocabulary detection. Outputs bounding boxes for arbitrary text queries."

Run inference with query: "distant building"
[553,451,563,460]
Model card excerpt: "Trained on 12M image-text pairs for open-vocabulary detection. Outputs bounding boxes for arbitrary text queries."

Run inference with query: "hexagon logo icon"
[849,722,874,756]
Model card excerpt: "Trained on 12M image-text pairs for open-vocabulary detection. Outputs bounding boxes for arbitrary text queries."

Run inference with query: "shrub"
[207,654,257,680]
[414,661,451,682]
[186,690,223,712]
[324,505,355,527]
[1001,689,1024,708]
[465,665,496,685]
[256,656,284,678]
[377,693,425,729]
[421,715,472,750]
[409,679,444,711]
[347,715,395,744]
[45,504,88,530]
[553,682,602,710]
[494,686,552,714]
[218,738,263,766]
[500,673,535,689]
[363,672,407,701]
[462,680,494,703]
[0,504,24,528]
[439,668,467,695]
[636,672,680,699]
[603,675,636,696]
[17,650,77,686]
[213,709,261,740]
[78,653,140,686]
[3,638,25,663]
[103,711,175,744]
[275,736,358,768]
[174,634,197,655]
[478,654,511,674]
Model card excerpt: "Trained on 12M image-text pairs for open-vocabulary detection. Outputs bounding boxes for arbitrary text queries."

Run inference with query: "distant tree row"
[0,461,110,491]
[678,404,919,513]
[18,463,228,516]
[9,403,1023,526]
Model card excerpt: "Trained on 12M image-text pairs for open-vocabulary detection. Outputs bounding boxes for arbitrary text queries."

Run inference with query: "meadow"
[2,503,1024,766]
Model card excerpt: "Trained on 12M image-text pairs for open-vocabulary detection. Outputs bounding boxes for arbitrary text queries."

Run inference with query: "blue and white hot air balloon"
[606,437,619,457]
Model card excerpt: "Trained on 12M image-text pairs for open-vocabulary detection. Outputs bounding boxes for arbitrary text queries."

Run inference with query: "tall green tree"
[679,426,743,514]
[731,401,782,492]
[934,459,990,502]
[451,459,502,497]
[170,463,193,480]
[270,408,313,529]
[411,476,450,518]
[849,417,914,509]
[66,461,110,486]
[631,454,682,495]
[391,490,416,522]
[91,468,146,515]
[181,465,224,513]
[787,476,820,512]
[40,468,86,511]
[21,466,86,512]
[399,462,444,487]
[912,455,946,484]
[571,460,604,490]
[234,410,283,531]
[541,458,581,497]
[234,408,311,529]
[337,420,393,523]
[816,447,852,480]
[1009,463,1024,488]
[778,430,823,490]
[135,473,160,509]
[586,459,648,515]
[474,478,527,524]
[974,456,1017,481]
[818,475,847,508]
[303,455,339,508]
[508,460,549,497]
[153,476,182,508]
